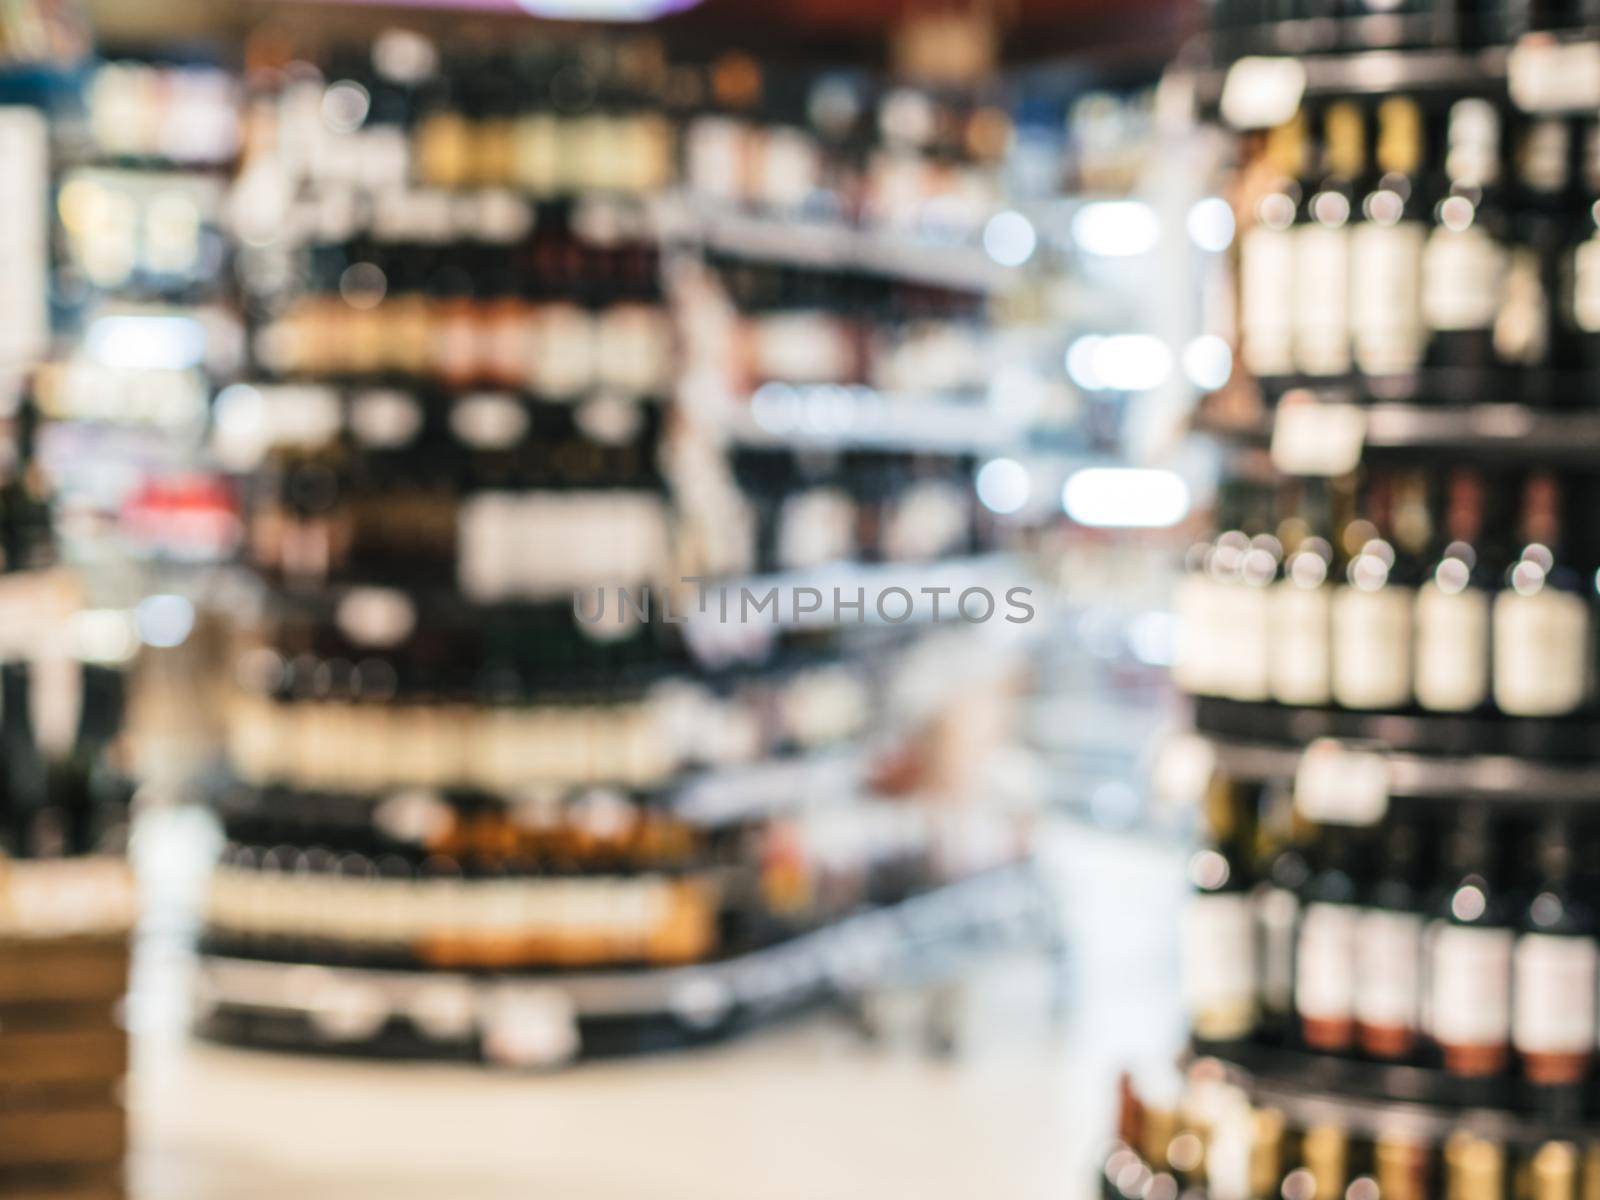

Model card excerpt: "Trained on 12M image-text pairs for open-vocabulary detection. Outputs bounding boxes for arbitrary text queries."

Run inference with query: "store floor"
[124,818,1186,1200]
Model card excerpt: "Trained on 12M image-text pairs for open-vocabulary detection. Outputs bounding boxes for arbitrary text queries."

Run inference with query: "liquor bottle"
[1534,1142,1580,1200]
[1420,99,1507,382]
[1351,97,1426,381]
[1247,1109,1286,1200]
[1,662,50,856]
[1301,1124,1348,1200]
[1239,113,1306,382]
[1568,118,1600,375]
[1354,818,1424,1060]
[1413,467,1494,713]
[1267,481,1334,707]
[1294,824,1359,1052]
[1498,119,1569,400]
[1292,101,1362,378]
[1450,1138,1504,1200]
[1183,777,1259,1044]
[1331,470,1413,710]
[1374,1133,1430,1200]
[1425,805,1513,1078]
[1253,787,1310,1043]
[1511,815,1596,1113]
[1492,471,1591,717]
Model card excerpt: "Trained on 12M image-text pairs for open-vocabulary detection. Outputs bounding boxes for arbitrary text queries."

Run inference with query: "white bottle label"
[1183,892,1257,1036]
[1173,575,1226,696]
[1254,884,1299,1012]
[1422,226,1505,331]
[1351,222,1425,374]
[1414,583,1489,712]
[1492,589,1590,716]
[1355,907,1422,1031]
[1240,225,1296,377]
[1215,582,1271,702]
[1268,582,1332,705]
[1513,933,1598,1054]
[1331,585,1413,710]
[1573,235,1600,332]
[1293,224,1351,375]
[1295,902,1357,1022]
[1428,923,1512,1046]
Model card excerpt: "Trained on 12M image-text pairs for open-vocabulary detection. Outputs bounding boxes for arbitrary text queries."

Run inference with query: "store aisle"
[126,818,1185,1200]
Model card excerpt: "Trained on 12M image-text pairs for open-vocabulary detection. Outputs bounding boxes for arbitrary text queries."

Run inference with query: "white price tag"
[1509,36,1600,113]
[1294,738,1389,826]
[1220,57,1307,130]
[481,985,579,1069]
[1151,732,1218,815]
[1270,394,1367,477]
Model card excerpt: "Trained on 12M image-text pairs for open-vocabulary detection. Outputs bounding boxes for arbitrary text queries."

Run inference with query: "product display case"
[1107,9,1600,1199]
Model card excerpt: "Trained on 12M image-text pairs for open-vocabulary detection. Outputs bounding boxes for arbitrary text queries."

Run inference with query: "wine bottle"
[1292,101,1362,378]
[1512,815,1596,1113]
[1421,99,1507,382]
[1331,469,1413,710]
[1534,1142,1581,1200]
[1568,118,1600,376]
[1413,467,1494,713]
[1492,471,1592,717]
[1354,818,1424,1060]
[1498,119,1569,400]
[1294,824,1359,1052]
[1183,777,1259,1044]
[1425,805,1512,1078]
[1239,114,1306,382]
[1253,786,1310,1043]
[1267,481,1334,707]
[1351,97,1427,381]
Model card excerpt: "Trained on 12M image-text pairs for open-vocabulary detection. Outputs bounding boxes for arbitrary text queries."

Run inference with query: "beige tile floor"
[123,819,1185,1200]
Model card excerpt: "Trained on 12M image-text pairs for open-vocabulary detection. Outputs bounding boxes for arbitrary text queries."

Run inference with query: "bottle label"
[1331,585,1413,710]
[1428,923,1512,1046]
[1351,222,1424,374]
[1513,933,1598,1054]
[1173,575,1226,696]
[1292,224,1351,375]
[1422,226,1505,331]
[1492,589,1590,716]
[1268,582,1331,705]
[1254,883,1299,1014]
[1215,582,1270,702]
[1354,907,1422,1031]
[1413,583,1489,712]
[1240,225,1296,377]
[1493,248,1550,366]
[1574,235,1600,332]
[1183,892,1257,1041]
[1295,902,1357,1022]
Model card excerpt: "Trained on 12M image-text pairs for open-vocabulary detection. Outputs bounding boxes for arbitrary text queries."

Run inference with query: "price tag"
[481,985,579,1069]
[1219,57,1306,130]
[1151,732,1218,815]
[1294,738,1389,826]
[1270,395,1367,477]
[1509,36,1600,113]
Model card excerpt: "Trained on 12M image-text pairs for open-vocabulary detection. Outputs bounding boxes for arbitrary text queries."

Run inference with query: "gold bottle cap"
[1535,1142,1579,1200]
[1376,97,1423,176]
[1303,1124,1349,1200]
[1265,110,1308,180]
[1450,1137,1503,1200]
[1375,1134,1427,1200]
[1324,102,1365,179]
[1142,1108,1179,1171]
[1249,1109,1287,1200]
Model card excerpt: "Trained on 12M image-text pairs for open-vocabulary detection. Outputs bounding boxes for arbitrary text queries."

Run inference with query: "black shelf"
[1193,695,1600,765]
[1191,1038,1593,1145]
[1194,398,1600,465]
